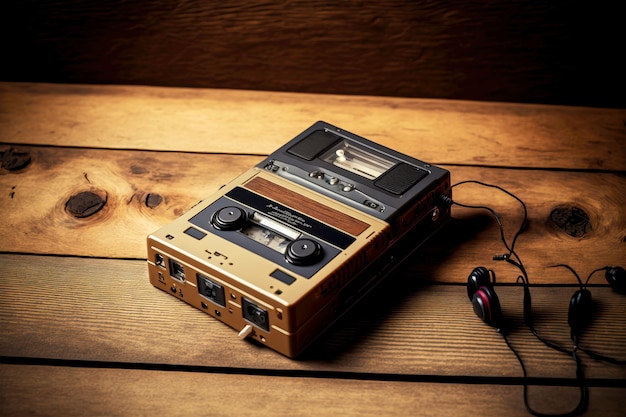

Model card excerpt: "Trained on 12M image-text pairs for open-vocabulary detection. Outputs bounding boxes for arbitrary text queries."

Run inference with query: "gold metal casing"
[148,168,395,357]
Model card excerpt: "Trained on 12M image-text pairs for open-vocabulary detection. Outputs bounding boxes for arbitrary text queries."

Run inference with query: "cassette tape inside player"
[147,121,451,357]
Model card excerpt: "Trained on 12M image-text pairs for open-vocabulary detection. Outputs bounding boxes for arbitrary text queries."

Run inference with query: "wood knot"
[131,165,148,175]
[1,147,31,171]
[145,193,163,208]
[66,191,107,218]
[549,205,592,238]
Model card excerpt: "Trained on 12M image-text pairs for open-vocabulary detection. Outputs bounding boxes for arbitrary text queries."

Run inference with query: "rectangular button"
[184,227,206,240]
[270,269,296,285]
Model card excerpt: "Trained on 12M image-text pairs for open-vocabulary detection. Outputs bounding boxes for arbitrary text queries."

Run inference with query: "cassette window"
[240,212,299,254]
[322,140,395,180]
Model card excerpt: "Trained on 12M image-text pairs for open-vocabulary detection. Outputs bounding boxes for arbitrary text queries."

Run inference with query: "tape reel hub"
[212,206,247,231]
[285,238,323,265]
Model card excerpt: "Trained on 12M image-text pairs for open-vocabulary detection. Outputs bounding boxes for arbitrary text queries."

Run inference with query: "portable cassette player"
[147,121,451,357]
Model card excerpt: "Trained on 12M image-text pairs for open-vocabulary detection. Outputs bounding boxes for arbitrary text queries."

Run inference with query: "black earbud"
[568,289,593,331]
[467,267,502,327]
[554,264,625,334]
[466,266,491,300]
[473,285,502,326]
[605,266,626,294]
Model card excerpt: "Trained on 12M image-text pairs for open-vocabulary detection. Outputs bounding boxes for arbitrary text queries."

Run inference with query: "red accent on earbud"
[476,287,492,322]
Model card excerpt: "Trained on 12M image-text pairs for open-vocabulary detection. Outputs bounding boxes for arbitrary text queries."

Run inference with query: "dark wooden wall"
[2,1,624,107]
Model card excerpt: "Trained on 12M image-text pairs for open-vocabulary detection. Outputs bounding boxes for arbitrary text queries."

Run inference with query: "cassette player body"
[147,121,451,357]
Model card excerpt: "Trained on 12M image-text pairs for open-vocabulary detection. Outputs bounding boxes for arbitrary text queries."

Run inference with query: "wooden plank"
[1,146,624,278]
[0,146,262,258]
[1,2,623,108]
[2,364,624,417]
[1,254,624,381]
[1,83,625,170]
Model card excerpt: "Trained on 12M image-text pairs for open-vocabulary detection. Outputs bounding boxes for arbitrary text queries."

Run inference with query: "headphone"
[467,266,499,326]
[445,180,625,417]
[550,264,626,364]
[561,265,626,331]
[467,264,626,335]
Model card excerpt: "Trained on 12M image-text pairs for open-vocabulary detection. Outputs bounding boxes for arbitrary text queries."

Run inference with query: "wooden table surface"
[1,82,625,416]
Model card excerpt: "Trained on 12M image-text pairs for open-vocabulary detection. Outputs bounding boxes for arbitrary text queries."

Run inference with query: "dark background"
[2,1,623,107]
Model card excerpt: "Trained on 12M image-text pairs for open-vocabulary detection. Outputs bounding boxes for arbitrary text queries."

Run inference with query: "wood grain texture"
[1,146,623,278]
[1,1,624,107]
[2,365,624,417]
[1,82,625,170]
[0,146,262,258]
[1,254,625,382]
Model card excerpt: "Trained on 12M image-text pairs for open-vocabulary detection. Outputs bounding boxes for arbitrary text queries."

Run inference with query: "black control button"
[184,227,206,240]
[270,269,296,285]
[363,200,379,209]
[285,238,323,266]
[264,162,279,172]
[212,206,247,230]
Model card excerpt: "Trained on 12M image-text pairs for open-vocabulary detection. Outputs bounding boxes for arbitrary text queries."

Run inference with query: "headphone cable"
[449,180,589,416]
[500,330,588,417]
[448,180,572,355]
